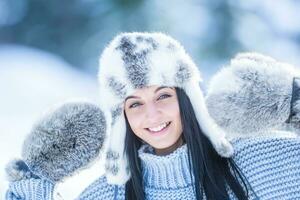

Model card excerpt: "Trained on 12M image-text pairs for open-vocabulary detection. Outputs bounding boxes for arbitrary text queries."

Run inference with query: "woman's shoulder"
[231,136,300,153]
[231,136,300,199]
[78,175,125,200]
[232,136,300,166]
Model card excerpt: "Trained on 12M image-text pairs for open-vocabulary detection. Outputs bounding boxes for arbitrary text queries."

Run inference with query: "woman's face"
[124,85,183,155]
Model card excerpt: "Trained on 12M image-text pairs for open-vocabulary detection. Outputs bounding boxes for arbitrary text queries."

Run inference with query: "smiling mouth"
[145,121,171,133]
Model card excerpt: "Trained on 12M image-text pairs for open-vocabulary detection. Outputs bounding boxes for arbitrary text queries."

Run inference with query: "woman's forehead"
[125,85,174,100]
[133,85,174,94]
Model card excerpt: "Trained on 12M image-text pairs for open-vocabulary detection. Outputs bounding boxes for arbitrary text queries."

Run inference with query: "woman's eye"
[157,94,171,100]
[129,102,141,108]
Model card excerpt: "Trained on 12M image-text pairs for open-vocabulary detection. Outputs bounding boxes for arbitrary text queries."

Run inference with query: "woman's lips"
[146,121,171,136]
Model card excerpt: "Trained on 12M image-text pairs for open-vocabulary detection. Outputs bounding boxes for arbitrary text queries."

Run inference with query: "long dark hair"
[124,87,249,199]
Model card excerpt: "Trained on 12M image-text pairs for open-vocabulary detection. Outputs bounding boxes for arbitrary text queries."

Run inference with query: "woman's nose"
[145,103,160,119]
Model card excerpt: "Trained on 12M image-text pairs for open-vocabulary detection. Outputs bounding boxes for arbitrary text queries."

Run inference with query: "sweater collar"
[138,144,194,189]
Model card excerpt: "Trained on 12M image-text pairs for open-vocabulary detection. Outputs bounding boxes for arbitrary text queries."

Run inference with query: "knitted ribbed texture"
[139,144,193,189]
[79,144,196,200]
[6,138,300,199]
[6,178,54,200]
[78,176,124,200]
[232,137,300,200]
[139,144,196,199]
[79,138,300,200]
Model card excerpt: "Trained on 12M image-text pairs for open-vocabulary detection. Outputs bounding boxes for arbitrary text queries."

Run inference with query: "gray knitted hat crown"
[206,52,300,139]
[98,32,233,185]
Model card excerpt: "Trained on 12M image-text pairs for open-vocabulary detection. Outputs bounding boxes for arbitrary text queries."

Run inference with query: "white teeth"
[148,122,169,132]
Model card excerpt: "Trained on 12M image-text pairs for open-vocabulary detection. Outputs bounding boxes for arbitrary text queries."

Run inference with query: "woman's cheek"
[159,99,178,111]
[127,110,144,129]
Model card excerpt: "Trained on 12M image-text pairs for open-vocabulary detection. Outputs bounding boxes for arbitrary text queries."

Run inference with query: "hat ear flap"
[184,81,234,157]
[105,111,131,185]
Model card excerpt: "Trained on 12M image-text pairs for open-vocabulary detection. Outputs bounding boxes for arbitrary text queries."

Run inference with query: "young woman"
[6,32,300,200]
[120,85,250,199]
[93,32,251,199]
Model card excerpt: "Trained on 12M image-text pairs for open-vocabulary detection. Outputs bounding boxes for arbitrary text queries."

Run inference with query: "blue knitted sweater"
[6,138,300,200]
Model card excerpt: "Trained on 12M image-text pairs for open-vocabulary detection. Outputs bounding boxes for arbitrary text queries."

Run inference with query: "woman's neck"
[154,137,184,155]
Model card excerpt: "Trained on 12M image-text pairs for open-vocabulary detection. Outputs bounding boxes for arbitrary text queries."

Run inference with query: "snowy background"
[1,0,300,199]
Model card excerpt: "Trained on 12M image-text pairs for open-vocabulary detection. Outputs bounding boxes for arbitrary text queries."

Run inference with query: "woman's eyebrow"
[125,95,140,102]
[125,86,173,102]
[155,86,173,93]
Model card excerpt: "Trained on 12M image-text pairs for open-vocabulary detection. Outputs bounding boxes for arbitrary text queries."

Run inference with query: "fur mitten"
[5,102,107,183]
[206,52,300,139]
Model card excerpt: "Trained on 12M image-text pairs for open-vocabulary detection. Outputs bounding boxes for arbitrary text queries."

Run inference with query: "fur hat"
[206,52,300,140]
[98,32,233,185]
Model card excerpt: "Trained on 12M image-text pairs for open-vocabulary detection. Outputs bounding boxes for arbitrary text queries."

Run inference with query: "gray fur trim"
[22,102,106,182]
[105,162,119,176]
[174,61,192,85]
[107,76,127,99]
[136,35,158,49]
[111,105,123,125]
[106,150,120,160]
[115,36,157,88]
[105,150,121,176]
[166,42,176,50]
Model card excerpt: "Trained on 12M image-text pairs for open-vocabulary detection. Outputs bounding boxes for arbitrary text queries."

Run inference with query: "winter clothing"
[206,52,300,139]
[5,102,107,183]
[6,137,300,199]
[6,178,54,200]
[80,137,300,200]
[98,32,233,184]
